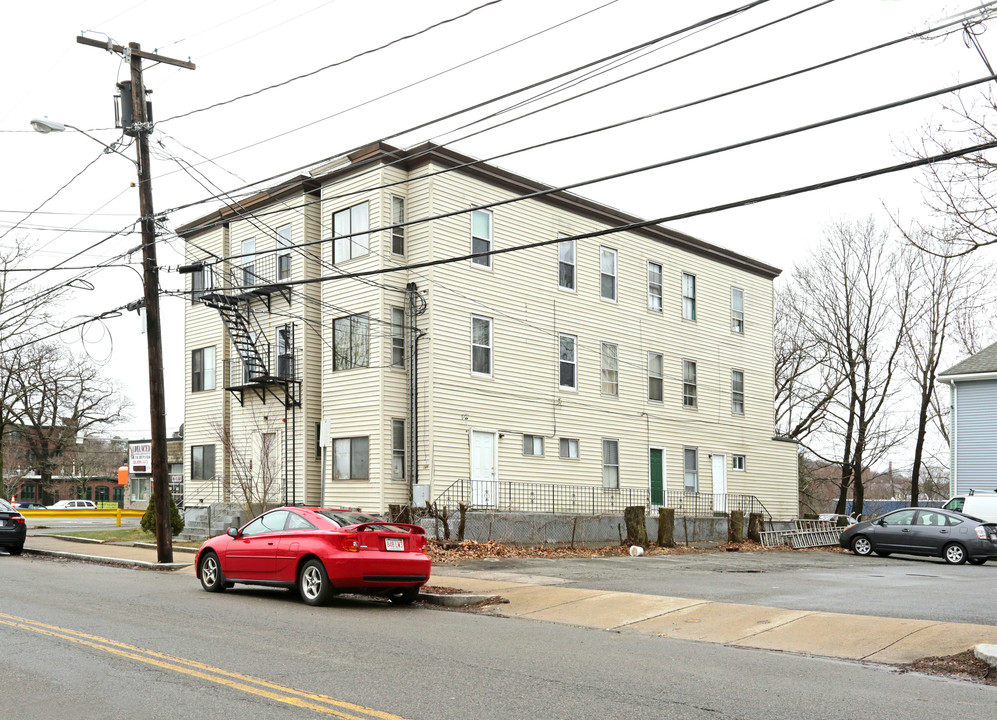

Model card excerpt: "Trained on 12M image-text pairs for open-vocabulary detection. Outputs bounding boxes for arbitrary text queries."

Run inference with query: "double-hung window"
[391,307,405,367]
[602,439,619,488]
[392,419,405,480]
[559,334,576,389]
[682,360,697,407]
[391,196,405,256]
[333,437,369,480]
[731,288,744,333]
[683,447,698,492]
[600,247,617,301]
[191,347,215,392]
[471,209,492,268]
[733,455,746,472]
[601,343,619,396]
[276,325,293,379]
[241,239,257,286]
[191,263,213,303]
[731,370,745,414]
[648,352,663,402]
[648,262,662,312]
[471,315,492,376]
[558,235,575,290]
[191,445,216,481]
[276,225,292,281]
[333,202,370,263]
[333,314,370,371]
[682,272,696,321]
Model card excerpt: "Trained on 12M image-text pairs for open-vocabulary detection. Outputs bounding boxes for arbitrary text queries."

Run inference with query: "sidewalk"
[22,533,997,668]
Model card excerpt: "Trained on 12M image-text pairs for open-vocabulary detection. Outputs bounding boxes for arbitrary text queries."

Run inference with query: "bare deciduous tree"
[784,219,912,516]
[210,411,283,517]
[5,343,130,492]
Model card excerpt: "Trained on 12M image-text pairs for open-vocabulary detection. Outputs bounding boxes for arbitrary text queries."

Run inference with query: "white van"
[943,492,997,523]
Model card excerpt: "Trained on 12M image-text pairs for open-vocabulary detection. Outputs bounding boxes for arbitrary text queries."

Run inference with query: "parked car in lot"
[840,507,997,565]
[47,500,97,510]
[0,499,26,556]
[14,502,46,510]
[195,507,431,606]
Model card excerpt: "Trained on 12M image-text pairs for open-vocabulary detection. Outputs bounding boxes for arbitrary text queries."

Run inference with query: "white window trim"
[732,369,745,415]
[332,201,371,265]
[601,342,619,396]
[391,196,406,257]
[471,314,493,377]
[682,272,696,322]
[559,333,577,390]
[683,447,698,492]
[732,454,746,472]
[647,351,663,403]
[602,438,620,489]
[470,208,493,270]
[600,246,618,302]
[682,359,697,408]
[557,235,576,292]
[523,435,544,457]
[731,287,745,334]
[648,261,663,313]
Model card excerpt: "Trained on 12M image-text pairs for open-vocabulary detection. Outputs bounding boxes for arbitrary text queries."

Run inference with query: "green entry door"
[650,448,665,506]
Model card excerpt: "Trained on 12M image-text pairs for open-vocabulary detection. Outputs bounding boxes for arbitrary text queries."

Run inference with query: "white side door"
[470,430,497,507]
[712,453,727,513]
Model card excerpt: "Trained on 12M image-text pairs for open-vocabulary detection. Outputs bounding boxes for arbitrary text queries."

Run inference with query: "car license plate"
[385,538,404,552]
[0,519,5,527]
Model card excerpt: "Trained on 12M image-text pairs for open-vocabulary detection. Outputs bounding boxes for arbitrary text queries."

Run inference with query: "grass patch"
[50,527,202,547]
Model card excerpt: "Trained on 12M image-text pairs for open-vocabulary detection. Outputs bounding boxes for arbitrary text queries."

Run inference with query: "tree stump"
[729,510,744,543]
[747,512,764,542]
[624,506,648,549]
[657,507,675,548]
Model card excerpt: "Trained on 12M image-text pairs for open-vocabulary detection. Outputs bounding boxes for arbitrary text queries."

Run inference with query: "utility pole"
[77,37,195,563]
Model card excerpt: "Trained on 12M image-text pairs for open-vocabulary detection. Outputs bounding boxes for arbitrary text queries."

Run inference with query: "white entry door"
[712,453,728,513]
[471,431,497,507]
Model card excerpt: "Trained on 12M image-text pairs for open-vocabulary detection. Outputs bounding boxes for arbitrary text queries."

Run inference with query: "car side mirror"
[227,526,240,538]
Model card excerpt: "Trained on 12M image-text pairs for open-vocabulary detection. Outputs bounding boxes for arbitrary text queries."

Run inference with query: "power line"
[163,0,984,236]
[161,0,775,216]
[159,0,507,124]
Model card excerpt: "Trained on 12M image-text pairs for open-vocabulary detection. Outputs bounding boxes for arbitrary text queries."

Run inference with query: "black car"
[14,501,46,510]
[840,507,997,565]
[0,498,26,556]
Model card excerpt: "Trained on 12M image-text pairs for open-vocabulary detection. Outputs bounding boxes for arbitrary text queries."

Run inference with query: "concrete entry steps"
[430,569,997,665]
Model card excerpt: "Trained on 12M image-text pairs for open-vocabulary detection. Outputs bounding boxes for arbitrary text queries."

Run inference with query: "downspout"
[407,282,419,501]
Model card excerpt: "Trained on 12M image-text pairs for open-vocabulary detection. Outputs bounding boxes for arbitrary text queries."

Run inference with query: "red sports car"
[195,507,431,606]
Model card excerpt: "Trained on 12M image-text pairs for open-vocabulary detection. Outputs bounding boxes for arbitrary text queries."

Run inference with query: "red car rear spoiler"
[351,522,426,535]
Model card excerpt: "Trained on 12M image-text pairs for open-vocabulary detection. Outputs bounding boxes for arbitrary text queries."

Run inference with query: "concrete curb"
[132,542,199,554]
[24,547,192,572]
[974,643,997,669]
[419,592,504,607]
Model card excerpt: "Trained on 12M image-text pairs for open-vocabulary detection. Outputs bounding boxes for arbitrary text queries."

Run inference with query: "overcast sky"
[2,0,995,440]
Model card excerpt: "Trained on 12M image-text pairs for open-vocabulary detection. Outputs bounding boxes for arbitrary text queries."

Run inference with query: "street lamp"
[30,117,137,165]
[31,109,173,563]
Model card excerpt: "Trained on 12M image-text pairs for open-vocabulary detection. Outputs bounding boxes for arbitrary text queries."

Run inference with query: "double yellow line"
[0,612,411,720]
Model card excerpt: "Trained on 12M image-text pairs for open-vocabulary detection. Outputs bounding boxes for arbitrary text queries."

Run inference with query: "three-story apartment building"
[180,143,799,519]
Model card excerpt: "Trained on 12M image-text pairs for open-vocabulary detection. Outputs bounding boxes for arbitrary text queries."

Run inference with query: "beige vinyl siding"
[184,225,230,500]
[416,163,796,516]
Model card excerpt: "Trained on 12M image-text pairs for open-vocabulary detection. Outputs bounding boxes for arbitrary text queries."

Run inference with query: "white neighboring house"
[179,143,799,519]
[938,340,997,497]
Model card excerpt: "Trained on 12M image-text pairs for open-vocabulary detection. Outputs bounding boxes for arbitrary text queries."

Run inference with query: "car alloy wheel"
[299,559,333,606]
[851,536,873,556]
[943,543,967,565]
[199,552,226,593]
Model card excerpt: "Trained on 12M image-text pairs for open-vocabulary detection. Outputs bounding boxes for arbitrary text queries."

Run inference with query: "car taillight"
[413,534,428,553]
[341,533,360,552]
[975,527,987,540]
[11,516,24,525]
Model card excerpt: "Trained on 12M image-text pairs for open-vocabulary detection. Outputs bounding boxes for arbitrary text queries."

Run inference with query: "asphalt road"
[2,552,995,720]
[441,549,997,624]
